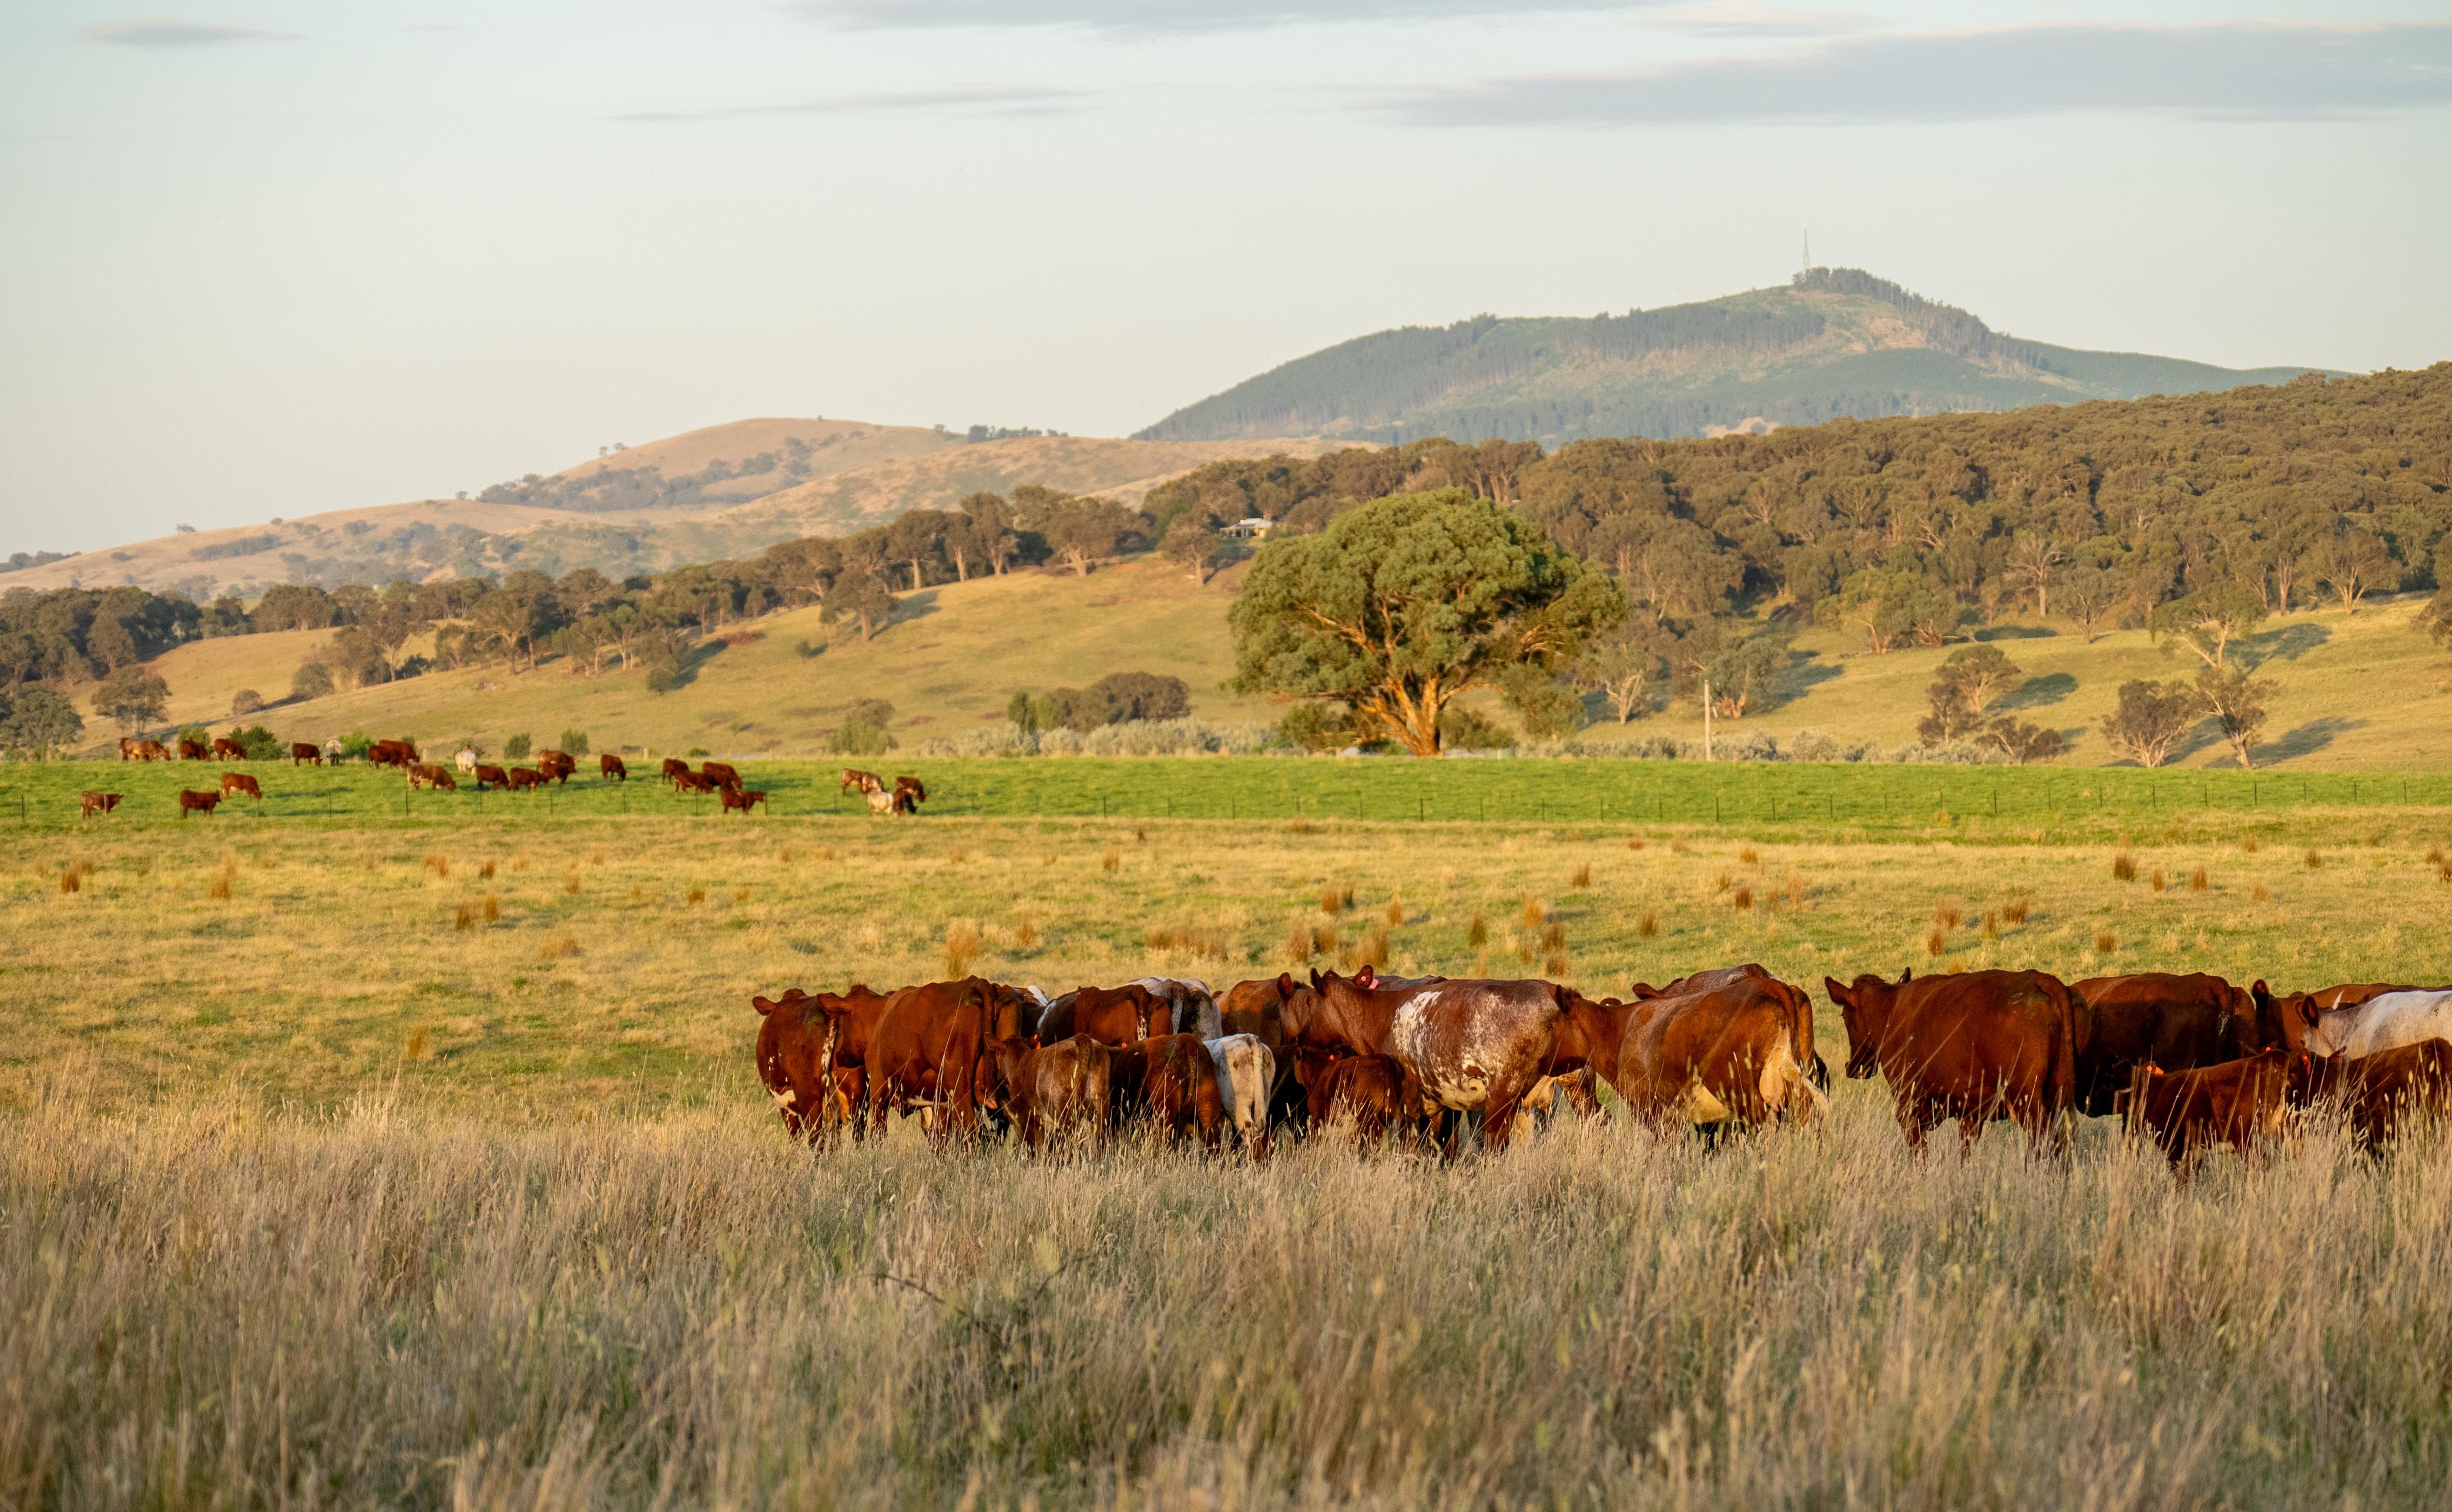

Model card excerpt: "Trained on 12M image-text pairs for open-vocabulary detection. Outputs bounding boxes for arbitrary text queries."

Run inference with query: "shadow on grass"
[2238,715,2369,767]
[2238,623,2330,669]
[1975,624,2061,640]
[1997,673,2077,712]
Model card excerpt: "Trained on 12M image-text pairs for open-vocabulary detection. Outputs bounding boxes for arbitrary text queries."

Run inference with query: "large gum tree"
[1230,489,1624,755]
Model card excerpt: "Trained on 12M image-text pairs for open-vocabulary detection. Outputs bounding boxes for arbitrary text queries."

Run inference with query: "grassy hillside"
[78,552,2452,772]
[542,416,957,500]
[1138,273,2326,447]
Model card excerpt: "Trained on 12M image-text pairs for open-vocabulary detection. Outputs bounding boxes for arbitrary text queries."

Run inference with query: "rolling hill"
[5,423,1350,599]
[97,553,2452,774]
[1137,267,2332,447]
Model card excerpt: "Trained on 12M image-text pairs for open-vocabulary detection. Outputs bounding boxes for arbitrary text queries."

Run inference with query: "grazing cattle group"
[841,768,925,815]
[749,961,2451,1169]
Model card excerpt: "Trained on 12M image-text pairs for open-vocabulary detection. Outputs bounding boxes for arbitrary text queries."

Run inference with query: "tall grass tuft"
[1540,922,1567,950]
[1570,862,1592,891]
[2305,849,2323,870]
[479,859,497,879]
[2190,866,2210,892]
[2151,868,2168,893]
[1012,919,1040,951]
[484,893,500,923]
[1739,845,1760,865]
[1319,886,1343,916]
[58,869,79,895]
[1732,886,1754,912]
[2002,895,2030,925]
[1384,898,1405,926]
[454,902,477,931]
[2094,929,2118,955]
[2111,853,2137,882]
[1627,837,1646,851]
[1785,872,1806,907]
[1282,918,1311,966]
[944,920,982,979]
[424,854,450,879]
[207,863,234,901]
[1923,926,1947,957]
[1934,901,1963,930]
[1467,912,1489,948]
[1637,910,1659,938]
[1102,851,1121,873]
[1521,899,1546,928]
[686,887,706,906]
[2252,884,2272,903]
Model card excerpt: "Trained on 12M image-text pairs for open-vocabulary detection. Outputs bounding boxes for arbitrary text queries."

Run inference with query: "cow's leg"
[1897,1099,1938,1153]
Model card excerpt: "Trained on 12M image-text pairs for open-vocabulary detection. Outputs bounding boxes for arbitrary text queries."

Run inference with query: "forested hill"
[1137,268,2327,446]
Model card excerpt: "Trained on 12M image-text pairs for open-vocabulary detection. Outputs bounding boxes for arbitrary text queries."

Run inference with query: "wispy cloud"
[1389,22,2452,127]
[616,86,1089,123]
[82,16,293,48]
[792,0,1662,33]
[1649,2,1879,37]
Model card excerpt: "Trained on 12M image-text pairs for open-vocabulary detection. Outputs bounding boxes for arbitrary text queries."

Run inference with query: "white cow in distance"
[2305,990,2452,1060]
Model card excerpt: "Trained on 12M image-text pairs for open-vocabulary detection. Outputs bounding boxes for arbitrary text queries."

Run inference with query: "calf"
[178,789,222,818]
[505,767,546,791]
[1205,1033,1276,1154]
[673,770,718,795]
[893,774,926,810]
[472,764,511,791]
[1113,1033,1226,1148]
[289,742,323,766]
[2295,1039,2452,1150]
[721,787,769,815]
[841,767,883,794]
[864,785,901,815]
[212,736,246,760]
[79,791,123,819]
[407,762,458,792]
[661,757,691,787]
[599,754,628,781]
[1307,1052,1411,1145]
[177,739,207,761]
[699,761,741,791]
[991,1033,1114,1150]
[2122,1049,2302,1169]
[219,772,263,800]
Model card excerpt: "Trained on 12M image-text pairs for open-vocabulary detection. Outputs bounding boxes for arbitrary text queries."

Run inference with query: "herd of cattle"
[90,737,805,819]
[752,965,2452,1167]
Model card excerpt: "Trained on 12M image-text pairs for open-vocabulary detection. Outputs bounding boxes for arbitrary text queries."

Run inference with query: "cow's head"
[1824,971,1906,1080]
[752,990,840,1140]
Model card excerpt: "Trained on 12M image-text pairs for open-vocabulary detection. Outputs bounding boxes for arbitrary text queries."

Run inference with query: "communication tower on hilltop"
[1801,231,1811,277]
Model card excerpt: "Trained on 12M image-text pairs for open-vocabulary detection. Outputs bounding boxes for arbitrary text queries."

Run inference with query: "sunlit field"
[5,785,2450,1508]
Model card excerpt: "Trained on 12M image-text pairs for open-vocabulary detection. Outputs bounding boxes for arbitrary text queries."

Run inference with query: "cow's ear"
[1356,965,1375,989]
[753,996,779,1015]
[1822,977,1849,1006]
[1899,967,1913,984]
[1310,968,1325,992]
[1277,972,1293,999]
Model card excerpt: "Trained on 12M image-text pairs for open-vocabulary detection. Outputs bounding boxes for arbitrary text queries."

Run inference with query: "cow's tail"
[1781,980,1830,1094]
[2047,974,2082,1150]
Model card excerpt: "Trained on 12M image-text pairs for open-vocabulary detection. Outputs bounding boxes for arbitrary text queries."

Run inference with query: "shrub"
[828,723,893,757]
[558,729,589,757]
[338,729,373,760]
[503,734,532,762]
[229,724,283,760]
[291,662,334,701]
[230,688,264,716]
[1438,705,1514,752]
[686,747,710,759]
[646,669,679,695]
[1281,704,1353,753]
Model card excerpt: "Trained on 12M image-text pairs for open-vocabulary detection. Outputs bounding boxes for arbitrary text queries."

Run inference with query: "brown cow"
[125,738,169,761]
[2295,1039,2452,1150]
[2071,972,2302,1117]
[289,742,324,766]
[1557,976,1825,1134]
[661,757,691,786]
[753,984,897,1142]
[79,791,123,819]
[599,754,628,781]
[721,788,769,815]
[989,1033,1114,1150]
[1037,983,1169,1046]
[673,770,718,795]
[536,751,576,786]
[1283,968,1564,1152]
[472,764,511,791]
[1110,1033,1226,1148]
[118,738,140,761]
[1307,1051,1412,1144]
[699,761,741,791]
[219,771,263,800]
[212,737,246,760]
[177,738,207,761]
[177,789,222,818]
[407,762,458,791]
[894,774,926,809]
[368,739,417,768]
[1827,968,2084,1154]
[841,768,883,794]
[862,980,998,1144]
[505,767,546,791]
[2121,1049,2302,1169]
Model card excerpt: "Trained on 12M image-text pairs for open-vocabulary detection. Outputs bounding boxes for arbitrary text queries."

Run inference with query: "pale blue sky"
[4,2,2448,553]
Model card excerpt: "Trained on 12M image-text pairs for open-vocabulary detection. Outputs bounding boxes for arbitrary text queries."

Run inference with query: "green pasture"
[11,752,2452,838]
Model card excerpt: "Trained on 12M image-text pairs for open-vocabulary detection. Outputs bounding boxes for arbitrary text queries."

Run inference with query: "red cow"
[720,788,768,815]
[177,739,207,761]
[1304,1051,1411,1144]
[1554,975,1826,1134]
[673,771,718,795]
[505,767,546,791]
[118,738,140,761]
[1109,1033,1226,1148]
[368,740,416,769]
[599,754,628,781]
[698,761,742,791]
[753,984,897,1143]
[661,757,690,786]
[2295,1039,2452,1150]
[79,791,123,819]
[212,737,246,760]
[2072,972,2302,1117]
[1826,968,2084,1154]
[2121,1049,2303,1170]
[536,751,576,786]
[178,789,222,818]
[128,739,169,761]
[841,768,882,794]
[1035,983,1169,1046]
[220,772,263,800]
[472,764,511,791]
[1282,967,1564,1151]
[894,775,927,810]
[289,742,323,766]
[407,763,457,791]
[861,981,998,1144]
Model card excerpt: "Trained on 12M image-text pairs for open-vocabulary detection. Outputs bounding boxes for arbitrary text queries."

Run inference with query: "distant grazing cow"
[212,736,246,760]
[220,772,263,800]
[1205,1033,1275,1153]
[1283,968,1565,1151]
[454,748,479,774]
[118,738,140,761]
[893,774,926,809]
[2303,990,2452,1061]
[988,1033,1114,1150]
[841,768,883,794]
[721,787,768,815]
[471,764,510,791]
[407,763,457,791]
[79,791,122,819]
[864,786,902,816]
[289,742,323,766]
[505,767,546,791]
[2121,1049,2302,1170]
[699,761,741,791]
[126,739,169,761]
[537,750,576,785]
[660,757,690,787]
[599,754,628,781]
[1827,969,2082,1154]
[368,740,416,769]
[2296,1039,2452,1150]
[177,738,207,761]
[178,789,222,818]
[2071,972,2300,1117]
[673,771,718,795]
[1037,983,1169,1046]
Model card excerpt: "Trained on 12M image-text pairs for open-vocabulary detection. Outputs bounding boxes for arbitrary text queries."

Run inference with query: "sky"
[2,1,2448,554]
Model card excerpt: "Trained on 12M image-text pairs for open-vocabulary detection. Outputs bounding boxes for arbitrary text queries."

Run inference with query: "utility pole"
[1703,678,1715,761]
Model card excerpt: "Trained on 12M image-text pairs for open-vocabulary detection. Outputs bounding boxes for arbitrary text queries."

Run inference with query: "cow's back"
[2307,992,2452,1060]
